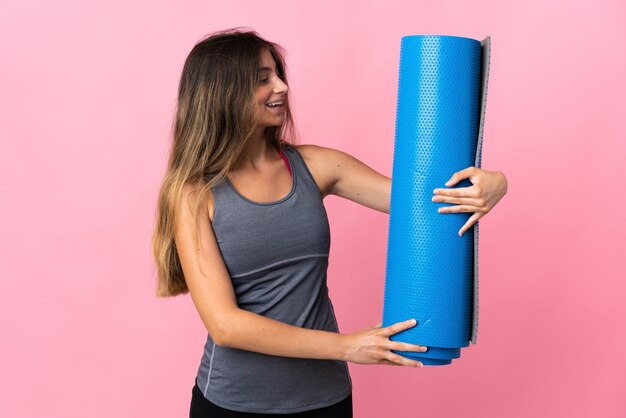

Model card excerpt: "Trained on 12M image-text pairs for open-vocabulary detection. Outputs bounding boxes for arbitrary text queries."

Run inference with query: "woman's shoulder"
[287,144,345,196]
[180,181,215,223]
[289,143,341,162]
[290,143,359,168]
[288,144,329,173]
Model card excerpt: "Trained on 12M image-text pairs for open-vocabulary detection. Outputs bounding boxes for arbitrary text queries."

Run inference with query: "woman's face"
[254,48,288,129]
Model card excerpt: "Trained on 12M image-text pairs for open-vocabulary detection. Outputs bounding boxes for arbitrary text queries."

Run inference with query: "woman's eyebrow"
[257,67,273,72]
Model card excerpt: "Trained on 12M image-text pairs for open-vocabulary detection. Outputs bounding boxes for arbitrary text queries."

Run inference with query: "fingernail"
[418,362,424,368]
[422,347,428,352]
[433,189,439,194]
[411,319,417,325]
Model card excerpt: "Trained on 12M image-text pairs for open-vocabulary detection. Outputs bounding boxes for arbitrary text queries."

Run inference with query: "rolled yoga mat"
[381,35,491,366]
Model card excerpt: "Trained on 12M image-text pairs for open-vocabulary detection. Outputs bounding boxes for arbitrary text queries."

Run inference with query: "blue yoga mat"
[381,35,491,366]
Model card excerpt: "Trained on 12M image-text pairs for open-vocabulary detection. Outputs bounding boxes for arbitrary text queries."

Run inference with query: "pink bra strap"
[278,148,292,177]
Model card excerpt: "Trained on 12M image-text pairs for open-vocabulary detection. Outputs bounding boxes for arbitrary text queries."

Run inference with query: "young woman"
[152,28,508,418]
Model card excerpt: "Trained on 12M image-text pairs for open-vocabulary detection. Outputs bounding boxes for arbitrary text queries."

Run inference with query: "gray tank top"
[195,145,352,414]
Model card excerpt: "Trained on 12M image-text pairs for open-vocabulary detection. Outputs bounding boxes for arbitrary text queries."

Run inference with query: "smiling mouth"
[266,100,284,108]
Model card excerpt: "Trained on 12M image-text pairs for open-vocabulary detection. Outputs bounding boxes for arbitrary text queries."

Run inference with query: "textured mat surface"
[381,35,491,366]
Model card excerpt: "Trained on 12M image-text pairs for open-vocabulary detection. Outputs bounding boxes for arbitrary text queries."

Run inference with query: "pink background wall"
[2,1,625,417]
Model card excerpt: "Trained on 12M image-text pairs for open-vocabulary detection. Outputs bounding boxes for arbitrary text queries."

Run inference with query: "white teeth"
[266,101,283,107]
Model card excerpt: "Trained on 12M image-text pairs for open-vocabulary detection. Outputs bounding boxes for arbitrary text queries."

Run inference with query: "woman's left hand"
[432,167,508,237]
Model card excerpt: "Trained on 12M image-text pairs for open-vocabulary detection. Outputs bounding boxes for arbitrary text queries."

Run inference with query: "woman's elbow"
[209,310,239,347]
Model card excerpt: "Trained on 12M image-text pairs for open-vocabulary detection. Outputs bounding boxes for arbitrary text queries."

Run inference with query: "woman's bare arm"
[296,144,508,234]
[174,184,426,366]
[295,145,392,213]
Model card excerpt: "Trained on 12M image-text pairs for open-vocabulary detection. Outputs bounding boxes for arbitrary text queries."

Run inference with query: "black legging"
[190,379,353,418]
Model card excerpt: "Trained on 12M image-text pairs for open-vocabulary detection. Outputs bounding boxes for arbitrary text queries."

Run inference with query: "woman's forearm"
[216,307,427,368]
[218,308,348,361]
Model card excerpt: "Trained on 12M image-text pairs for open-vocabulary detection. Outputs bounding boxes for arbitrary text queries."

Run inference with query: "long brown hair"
[151,28,297,297]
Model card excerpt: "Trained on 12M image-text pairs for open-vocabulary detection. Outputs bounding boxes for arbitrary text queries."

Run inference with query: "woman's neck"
[237,128,277,169]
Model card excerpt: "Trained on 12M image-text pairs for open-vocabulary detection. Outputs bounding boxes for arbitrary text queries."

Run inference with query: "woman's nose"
[274,77,288,94]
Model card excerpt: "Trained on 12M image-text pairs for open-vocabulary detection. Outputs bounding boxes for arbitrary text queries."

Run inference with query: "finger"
[458,212,484,237]
[438,204,480,214]
[385,352,424,368]
[380,319,417,337]
[433,186,479,198]
[372,322,383,329]
[432,195,482,206]
[390,342,428,353]
[444,166,478,187]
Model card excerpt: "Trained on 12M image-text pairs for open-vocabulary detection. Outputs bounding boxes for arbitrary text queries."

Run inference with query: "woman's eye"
[259,78,269,84]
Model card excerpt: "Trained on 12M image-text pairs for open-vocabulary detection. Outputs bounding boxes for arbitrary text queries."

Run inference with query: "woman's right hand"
[342,319,427,368]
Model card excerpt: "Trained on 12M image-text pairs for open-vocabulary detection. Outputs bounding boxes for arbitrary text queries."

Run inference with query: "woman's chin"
[258,121,285,129]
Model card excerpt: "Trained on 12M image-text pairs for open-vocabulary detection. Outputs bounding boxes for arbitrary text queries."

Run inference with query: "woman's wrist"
[334,333,354,363]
